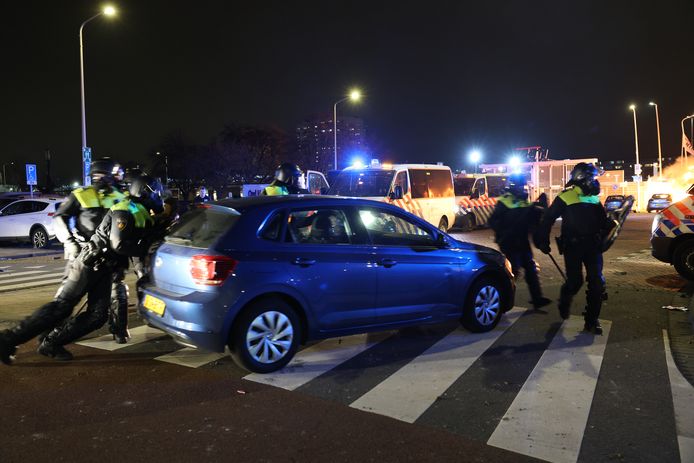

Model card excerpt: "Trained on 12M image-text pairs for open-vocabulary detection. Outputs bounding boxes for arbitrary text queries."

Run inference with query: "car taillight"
[189,255,238,286]
[47,212,54,216]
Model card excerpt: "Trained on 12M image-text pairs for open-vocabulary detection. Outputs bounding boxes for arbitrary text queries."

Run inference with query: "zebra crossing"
[72,306,693,463]
[0,263,65,292]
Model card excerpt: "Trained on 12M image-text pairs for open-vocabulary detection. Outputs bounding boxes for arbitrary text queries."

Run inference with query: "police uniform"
[261,163,308,196]
[489,192,549,310]
[55,185,131,342]
[535,183,609,333]
[37,197,155,357]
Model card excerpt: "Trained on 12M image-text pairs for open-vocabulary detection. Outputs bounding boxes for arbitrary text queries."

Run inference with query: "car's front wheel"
[461,277,503,332]
[673,240,694,281]
[30,226,49,249]
[229,298,302,373]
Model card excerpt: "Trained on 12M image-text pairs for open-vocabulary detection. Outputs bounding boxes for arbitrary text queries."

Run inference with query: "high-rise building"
[296,115,366,172]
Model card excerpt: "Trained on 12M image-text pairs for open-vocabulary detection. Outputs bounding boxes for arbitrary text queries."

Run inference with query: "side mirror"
[389,185,403,200]
[470,190,480,200]
[436,232,448,247]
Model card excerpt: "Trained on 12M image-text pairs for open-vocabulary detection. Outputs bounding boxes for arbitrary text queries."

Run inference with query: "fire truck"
[453,173,508,231]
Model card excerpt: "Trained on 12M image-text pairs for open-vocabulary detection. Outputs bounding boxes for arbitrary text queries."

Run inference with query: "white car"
[0,197,65,248]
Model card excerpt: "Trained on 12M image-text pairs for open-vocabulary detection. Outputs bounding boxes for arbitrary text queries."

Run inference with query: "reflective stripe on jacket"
[111,200,153,228]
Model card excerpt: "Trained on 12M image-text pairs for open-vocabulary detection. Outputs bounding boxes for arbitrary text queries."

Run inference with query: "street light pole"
[332,89,362,171]
[649,102,663,178]
[79,5,116,185]
[629,105,640,170]
[629,104,641,211]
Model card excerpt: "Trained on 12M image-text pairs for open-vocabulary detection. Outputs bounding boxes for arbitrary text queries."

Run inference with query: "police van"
[453,173,508,231]
[651,185,694,279]
[329,162,457,231]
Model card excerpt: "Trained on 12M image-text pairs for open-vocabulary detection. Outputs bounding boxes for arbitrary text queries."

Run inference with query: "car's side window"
[285,208,352,245]
[393,171,409,195]
[29,201,48,212]
[357,208,436,246]
[259,212,284,241]
[1,201,31,216]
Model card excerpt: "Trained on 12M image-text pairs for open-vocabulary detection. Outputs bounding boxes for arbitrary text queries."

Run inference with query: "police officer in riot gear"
[534,162,609,334]
[35,175,164,360]
[0,159,127,364]
[489,173,551,311]
[262,163,308,195]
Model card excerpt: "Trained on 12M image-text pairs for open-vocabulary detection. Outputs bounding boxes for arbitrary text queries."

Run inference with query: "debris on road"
[661,305,689,312]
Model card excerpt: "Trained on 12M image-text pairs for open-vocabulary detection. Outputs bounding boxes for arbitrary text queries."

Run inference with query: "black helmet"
[507,173,528,199]
[90,158,118,191]
[275,163,303,186]
[129,174,164,213]
[568,162,600,195]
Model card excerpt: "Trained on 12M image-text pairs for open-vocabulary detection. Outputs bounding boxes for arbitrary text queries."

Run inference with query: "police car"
[651,186,694,279]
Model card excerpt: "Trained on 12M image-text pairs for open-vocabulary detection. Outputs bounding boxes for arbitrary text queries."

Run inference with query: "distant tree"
[217,125,290,183]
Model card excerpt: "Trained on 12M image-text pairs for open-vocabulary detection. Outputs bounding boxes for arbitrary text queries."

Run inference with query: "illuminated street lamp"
[468,150,481,173]
[79,4,117,185]
[649,102,663,178]
[333,89,362,170]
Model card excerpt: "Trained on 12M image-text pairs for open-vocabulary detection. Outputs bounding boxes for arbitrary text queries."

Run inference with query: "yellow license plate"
[143,294,166,316]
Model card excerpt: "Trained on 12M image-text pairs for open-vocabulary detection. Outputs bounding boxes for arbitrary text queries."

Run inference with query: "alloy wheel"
[245,310,294,364]
[473,285,500,326]
[32,230,47,248]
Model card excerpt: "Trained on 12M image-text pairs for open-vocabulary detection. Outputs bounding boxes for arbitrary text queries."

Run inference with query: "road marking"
[350,307,525,423]
[0,272,63,285]
[155,348,228,368]
[0,270,49,278]
[663,330,694,463]
[0,277,64,292]
[487,316,611,463]
[76,325,167,351]
[243,332,389,390]
[24,265,47,269]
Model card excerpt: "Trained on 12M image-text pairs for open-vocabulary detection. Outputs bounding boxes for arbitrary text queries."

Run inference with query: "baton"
[547,252,566,281]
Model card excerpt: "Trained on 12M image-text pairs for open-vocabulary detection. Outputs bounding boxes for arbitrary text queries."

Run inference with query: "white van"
[329,163,457,231]
[453,173,508,231]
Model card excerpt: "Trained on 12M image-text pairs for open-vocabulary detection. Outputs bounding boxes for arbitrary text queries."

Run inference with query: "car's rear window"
[606,196,624,202]
[166,207,240,248]
[653,194,671,199]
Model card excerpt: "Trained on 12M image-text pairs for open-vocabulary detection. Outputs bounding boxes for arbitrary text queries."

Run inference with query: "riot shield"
[601,195,634,252]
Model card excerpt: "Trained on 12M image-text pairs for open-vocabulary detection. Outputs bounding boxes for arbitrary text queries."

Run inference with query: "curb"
[667,282,694,387]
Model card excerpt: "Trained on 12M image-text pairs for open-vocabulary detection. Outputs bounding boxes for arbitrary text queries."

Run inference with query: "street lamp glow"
[469,150,481,164]
[103,5,117,16]
[349,89,362,102]
[629,104,636,111]
[649,102,656,106]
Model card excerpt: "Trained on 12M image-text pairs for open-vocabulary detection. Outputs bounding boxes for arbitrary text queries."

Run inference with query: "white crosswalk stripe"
[77,325,167,351]
[0,270,49,278]
[350,307,524,422]
[663,330,694,463]
[244,331,391,390]
[0,270,64,292]
[487,316,611,463]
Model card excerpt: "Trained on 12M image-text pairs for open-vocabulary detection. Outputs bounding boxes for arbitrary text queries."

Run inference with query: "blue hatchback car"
[139,195,515,373]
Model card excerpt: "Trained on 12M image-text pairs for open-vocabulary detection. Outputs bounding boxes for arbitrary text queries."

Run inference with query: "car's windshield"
[328,170,395,197]
[453,178,475,196]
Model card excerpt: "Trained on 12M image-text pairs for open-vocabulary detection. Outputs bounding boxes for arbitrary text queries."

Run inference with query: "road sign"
[82,147,92,186]
[25,164,37,186]
[634,163,642,176]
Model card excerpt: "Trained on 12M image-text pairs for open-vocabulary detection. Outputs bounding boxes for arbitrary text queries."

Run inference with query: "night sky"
[2,0,693,184]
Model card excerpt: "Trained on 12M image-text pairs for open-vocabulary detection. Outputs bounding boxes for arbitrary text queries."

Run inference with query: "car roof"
[216,195,391,209]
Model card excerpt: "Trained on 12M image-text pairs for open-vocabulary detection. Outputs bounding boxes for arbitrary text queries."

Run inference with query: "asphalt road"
[0,213,692,463]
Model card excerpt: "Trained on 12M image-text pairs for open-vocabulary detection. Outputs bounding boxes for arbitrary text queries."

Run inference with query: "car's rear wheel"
[437,217,448,233]
[229,298,302,373]
[673,240,694,281]
[459,213,476,232]
[462,276,503,332]
[30,226,49,249]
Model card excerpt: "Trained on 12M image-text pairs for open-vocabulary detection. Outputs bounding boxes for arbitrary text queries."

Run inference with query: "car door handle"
[379,258,397,268]
[291,257,316,267]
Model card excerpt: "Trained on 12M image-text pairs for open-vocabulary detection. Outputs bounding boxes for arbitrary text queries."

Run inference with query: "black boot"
[37,341,74,361]
[0,332,18,365]
[532,297,552,311]
[112,329,130,345]
[583,320,603,335]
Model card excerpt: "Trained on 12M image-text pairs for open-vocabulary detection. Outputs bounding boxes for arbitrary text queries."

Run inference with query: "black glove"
[79,242,100,267]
